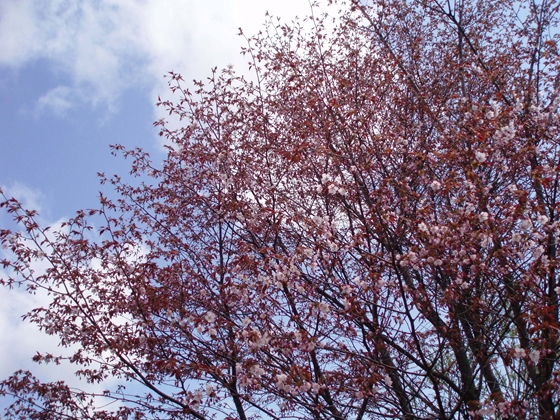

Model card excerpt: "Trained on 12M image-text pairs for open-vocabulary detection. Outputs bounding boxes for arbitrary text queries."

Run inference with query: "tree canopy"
[2,0,560,418]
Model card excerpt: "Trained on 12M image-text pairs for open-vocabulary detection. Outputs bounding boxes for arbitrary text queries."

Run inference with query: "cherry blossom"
[2,0,560,418]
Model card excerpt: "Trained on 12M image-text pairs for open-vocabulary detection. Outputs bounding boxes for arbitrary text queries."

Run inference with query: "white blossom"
[480,235,493,248]
[513,347,526,359]
[538,215,549,225]
[494,121,516,145]
[529,350,540,364]
[250,364,265,378]
[353,276,365,286]
[477,406,495,416]
[318,302,330,313]
[475,151,487,162]
[205,311,216,323]
[193,390,203,404]
[532,246,545,259]
[276,374,288,385]
[507,184,518,192]
[429,180,441,191]
[327,241,339,252]
[384,375,393,387]
[303,341,316,352]
[520,219,532,231]
[299,382,312,392]
[249,331,270,349]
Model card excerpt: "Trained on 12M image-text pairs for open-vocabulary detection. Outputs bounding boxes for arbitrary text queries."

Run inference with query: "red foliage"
[2,0,560,418]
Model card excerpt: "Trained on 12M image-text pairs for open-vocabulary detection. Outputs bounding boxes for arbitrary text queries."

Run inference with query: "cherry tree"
[2,0,560,418]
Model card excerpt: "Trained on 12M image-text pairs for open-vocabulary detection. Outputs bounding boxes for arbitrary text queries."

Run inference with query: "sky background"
[0,0,312,405]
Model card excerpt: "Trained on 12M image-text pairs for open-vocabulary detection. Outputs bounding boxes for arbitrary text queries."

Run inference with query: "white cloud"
[0,0,39,67]
[0,184,76,386]
[0,0,313,117]
[0,186,121,407]
[0,265,125,408]
[1,182,46,214]
[0,282,62,379]
[35,85,75,117]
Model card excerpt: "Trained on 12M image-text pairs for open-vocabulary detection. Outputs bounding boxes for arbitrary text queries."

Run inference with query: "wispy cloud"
[0,183,71,388]
[1,182,47,214]
[0,0,311,118]
[35,85,75,117]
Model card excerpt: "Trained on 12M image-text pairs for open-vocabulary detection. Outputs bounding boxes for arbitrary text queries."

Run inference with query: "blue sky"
[0,0,310,403]
[0,65,155,218]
